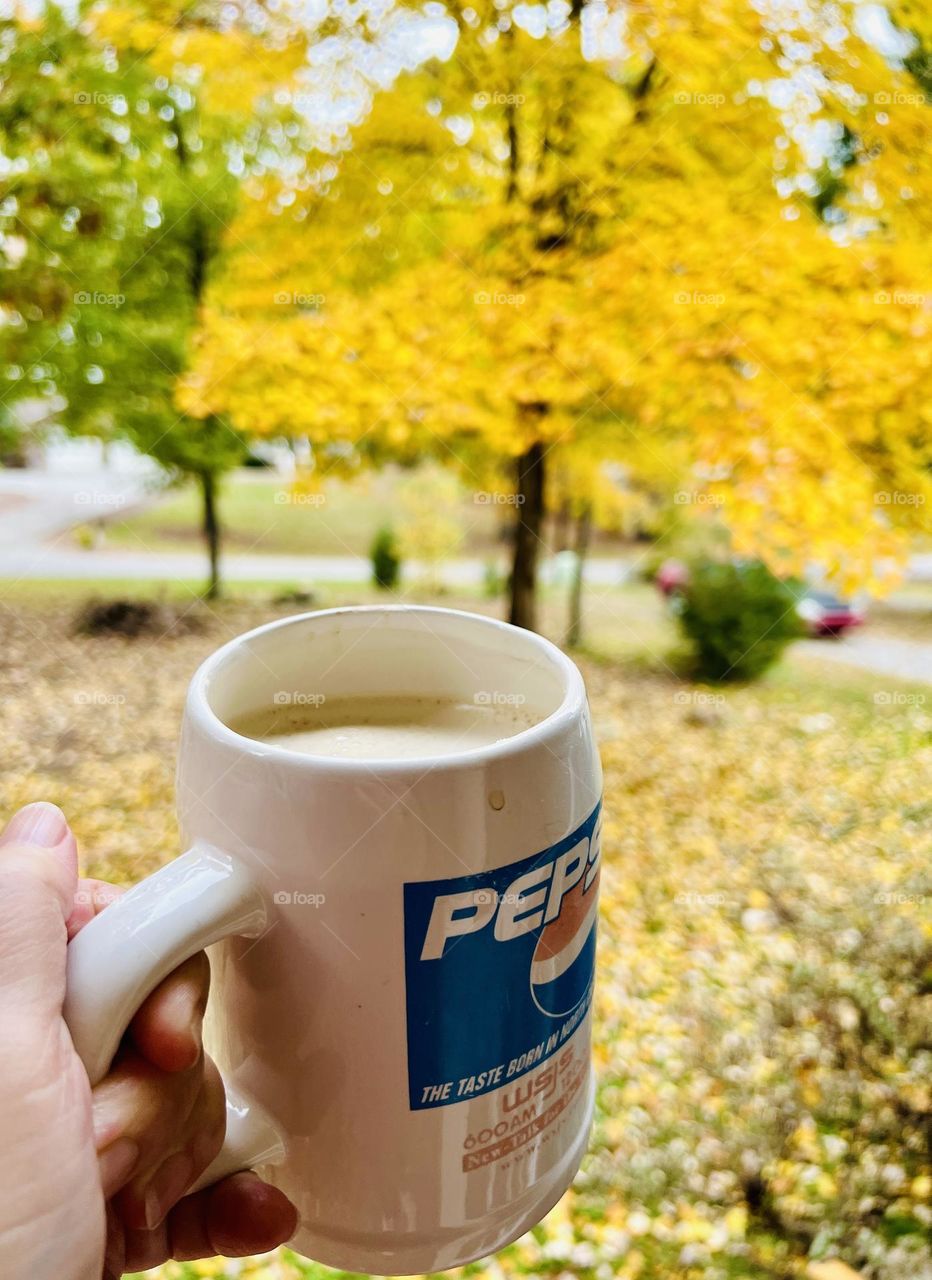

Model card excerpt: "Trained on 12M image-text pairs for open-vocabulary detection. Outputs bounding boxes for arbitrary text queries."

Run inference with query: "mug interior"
[202,607,571,755]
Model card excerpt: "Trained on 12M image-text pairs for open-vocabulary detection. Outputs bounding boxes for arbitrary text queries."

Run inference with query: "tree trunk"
[567,502,592,648]
[509,441,545,632]
[553,499,573,551]
[199,469,221,600]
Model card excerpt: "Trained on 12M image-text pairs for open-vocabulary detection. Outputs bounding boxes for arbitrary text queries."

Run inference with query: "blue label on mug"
[403,802,601,1110]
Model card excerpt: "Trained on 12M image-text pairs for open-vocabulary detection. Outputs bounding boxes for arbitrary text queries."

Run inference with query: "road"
[796,632,932,687]
[0,545,630,587]
[0,463,157,546]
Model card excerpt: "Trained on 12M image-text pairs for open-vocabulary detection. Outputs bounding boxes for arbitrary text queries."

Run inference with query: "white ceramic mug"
[64,605,602,1273]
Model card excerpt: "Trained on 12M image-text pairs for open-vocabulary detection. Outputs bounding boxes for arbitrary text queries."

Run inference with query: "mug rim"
[187,604,587,775]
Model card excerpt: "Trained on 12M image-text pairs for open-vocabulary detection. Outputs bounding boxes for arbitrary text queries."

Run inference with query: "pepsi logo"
[530,865,599,1016]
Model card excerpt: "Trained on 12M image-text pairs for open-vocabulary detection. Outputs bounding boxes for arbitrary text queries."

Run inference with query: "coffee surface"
[230,694,538,760]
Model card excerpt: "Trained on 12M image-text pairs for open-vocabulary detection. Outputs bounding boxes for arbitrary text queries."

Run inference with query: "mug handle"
[63,844,286,1194]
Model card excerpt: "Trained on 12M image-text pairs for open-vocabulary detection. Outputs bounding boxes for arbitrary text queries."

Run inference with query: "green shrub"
[370,526,401,590]
[678,558,802,682]
[482,559,505,599]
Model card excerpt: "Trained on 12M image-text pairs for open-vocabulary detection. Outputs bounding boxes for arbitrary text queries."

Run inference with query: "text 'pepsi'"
[403,802,601,1112]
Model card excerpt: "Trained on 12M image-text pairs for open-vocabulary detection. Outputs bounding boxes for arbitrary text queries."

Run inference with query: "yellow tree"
[180,0,932,627]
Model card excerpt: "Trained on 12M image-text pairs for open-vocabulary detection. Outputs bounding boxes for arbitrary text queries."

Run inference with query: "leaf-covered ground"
[0,597,928,1280]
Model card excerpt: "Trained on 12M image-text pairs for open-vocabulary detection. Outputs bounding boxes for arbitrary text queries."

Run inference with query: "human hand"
[0,802,297,1280]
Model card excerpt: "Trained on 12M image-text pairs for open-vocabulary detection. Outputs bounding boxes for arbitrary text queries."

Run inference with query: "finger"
[93,1044,202,1160]
[0,803,77,1026]
[167,1171,299,1262]
[109,1054,225,1231]
[130,951,210,1073]
[67,877,124,939]
[120,1215,171,1274]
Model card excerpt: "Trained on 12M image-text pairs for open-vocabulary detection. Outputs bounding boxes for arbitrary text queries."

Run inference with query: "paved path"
[796,632,932,686]
[0,469,156,546]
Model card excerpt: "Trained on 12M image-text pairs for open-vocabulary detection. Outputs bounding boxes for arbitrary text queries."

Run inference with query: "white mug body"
[177,606,602,1273]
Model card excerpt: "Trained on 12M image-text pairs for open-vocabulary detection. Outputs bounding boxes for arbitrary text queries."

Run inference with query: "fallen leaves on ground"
[0,599,928,1280]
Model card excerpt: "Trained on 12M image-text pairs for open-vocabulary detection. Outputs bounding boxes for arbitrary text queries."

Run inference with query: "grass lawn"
[84,466,635,562]
[99,469,513,559]
[0,585,927,1280]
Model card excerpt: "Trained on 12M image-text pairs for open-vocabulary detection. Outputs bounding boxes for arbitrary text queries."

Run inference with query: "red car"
[793,589,865,637]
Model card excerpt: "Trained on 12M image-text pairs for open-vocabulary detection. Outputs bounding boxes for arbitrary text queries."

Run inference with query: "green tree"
[0,3,304,596]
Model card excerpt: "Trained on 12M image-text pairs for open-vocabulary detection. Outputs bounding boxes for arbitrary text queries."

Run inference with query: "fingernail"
[0,802,67,848]
[98,1137,139,1198]
[144,1150,195,1230]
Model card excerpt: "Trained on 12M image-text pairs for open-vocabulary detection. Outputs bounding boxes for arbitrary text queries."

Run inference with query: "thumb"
[0,803,78,1027]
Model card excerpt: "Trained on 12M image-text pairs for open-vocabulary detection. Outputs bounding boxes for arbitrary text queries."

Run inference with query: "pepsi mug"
[64,606,602,1273]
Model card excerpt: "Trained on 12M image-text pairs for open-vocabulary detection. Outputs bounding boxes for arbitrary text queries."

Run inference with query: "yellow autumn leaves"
[0,595,927,1279]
